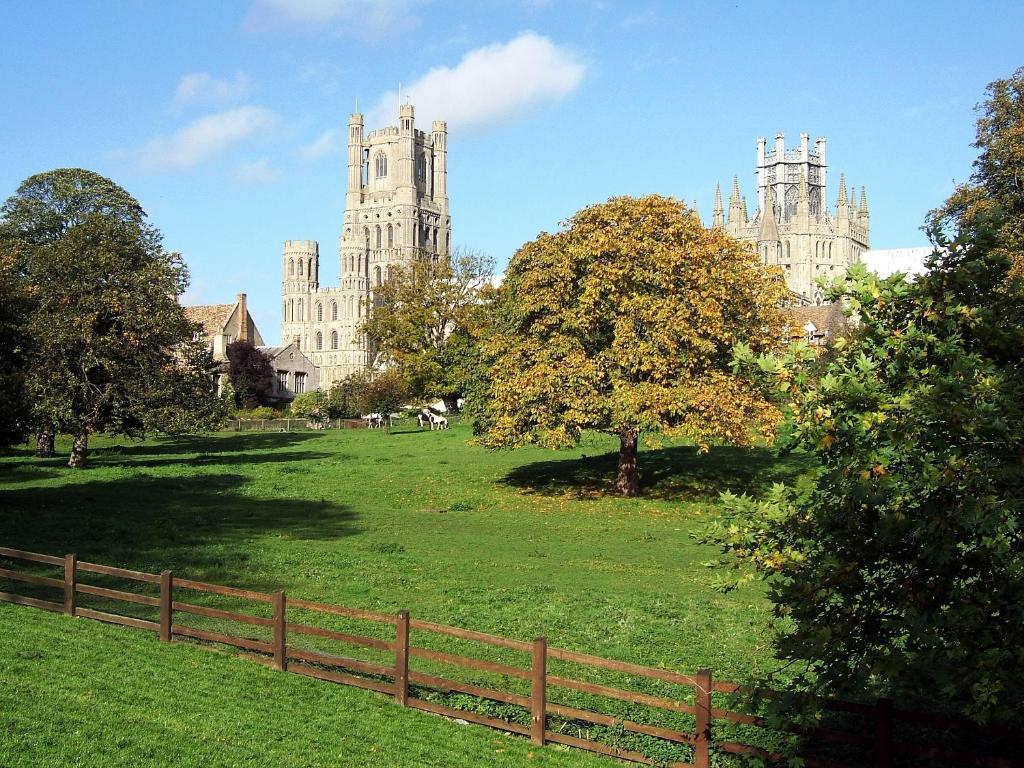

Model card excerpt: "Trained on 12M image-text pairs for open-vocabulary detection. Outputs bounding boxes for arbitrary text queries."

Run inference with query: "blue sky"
[2,0,1021,343]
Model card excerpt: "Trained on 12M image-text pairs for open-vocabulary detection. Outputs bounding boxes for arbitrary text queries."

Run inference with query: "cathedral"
[712,133,870,304]
[280,103,451,386]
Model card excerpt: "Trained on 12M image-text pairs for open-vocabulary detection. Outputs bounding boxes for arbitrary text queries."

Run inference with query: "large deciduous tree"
[1,168,220,464]
[477,195,787,496]
[706,69,1024,723]
[359,248,494,411]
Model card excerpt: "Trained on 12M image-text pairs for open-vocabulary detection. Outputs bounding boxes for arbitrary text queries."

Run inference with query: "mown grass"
[0,421,814,765]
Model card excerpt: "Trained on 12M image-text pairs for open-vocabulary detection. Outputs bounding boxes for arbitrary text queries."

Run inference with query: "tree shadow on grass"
[501,444,815,500]
[0,473,358,593]
[91,431,329,458]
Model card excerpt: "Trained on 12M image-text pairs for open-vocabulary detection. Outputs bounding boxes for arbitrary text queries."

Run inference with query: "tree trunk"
[36,430,55,458]
[68,430,89,469]
[616,426,639,497]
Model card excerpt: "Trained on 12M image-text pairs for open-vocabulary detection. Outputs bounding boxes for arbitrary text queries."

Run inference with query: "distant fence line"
[1,545,1021,768]
[228,418,366,432]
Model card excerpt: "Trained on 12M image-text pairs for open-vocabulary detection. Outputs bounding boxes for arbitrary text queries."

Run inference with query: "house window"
[331,330,338,349]
[277,370,288,391]
[315,332,323,350]
[375,151,387,177]
[294,373,306,394]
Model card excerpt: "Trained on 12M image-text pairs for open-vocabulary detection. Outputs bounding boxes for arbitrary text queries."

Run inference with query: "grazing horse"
[416,410,431,429]
[428,412,449,430]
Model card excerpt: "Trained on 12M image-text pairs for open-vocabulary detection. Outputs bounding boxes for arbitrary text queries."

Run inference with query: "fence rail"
[1,545,1021,768]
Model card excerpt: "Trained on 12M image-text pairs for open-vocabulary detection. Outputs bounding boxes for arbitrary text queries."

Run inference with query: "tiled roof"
[782,302,848,339]
[183,304,234,336]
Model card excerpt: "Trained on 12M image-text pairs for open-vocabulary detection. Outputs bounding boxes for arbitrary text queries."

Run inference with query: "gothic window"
[316,302,323,322]
[417,154,426,182]
[361,148,369,185]
[288,259,294,276]
[298,299,304,321]
[298,259,304,276]
[282,301,287,321]
[374,265,382,287]
[331,330,338,350]
[786,165,800,183]
[810,189,821,218]
[387,223,393,248]
[784,186,798,220]
[315,332,323,350]
[376,225,382,249]
[331,301,338,321]
[432,228,438,249]
[828,242,833,259]
[308,258,313,277]
[785,241,791,261]
[288,299,294,321]
[375,151,387,178]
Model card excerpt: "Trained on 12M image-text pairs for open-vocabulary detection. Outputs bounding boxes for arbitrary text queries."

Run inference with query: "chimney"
[237,293,248,343]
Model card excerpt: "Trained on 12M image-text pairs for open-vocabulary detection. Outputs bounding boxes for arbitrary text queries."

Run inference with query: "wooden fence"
[1,545,1021,768]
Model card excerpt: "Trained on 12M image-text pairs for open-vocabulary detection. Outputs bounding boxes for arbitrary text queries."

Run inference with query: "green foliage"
[0,247,32,445]
[358,369,411,429]
[359,248,494,411]
[225,340,274,410]
[241,406,277,420]
[289,390,327,423]
[145,338,227,434]
[325,370,371,418]
[707,221,1024,722]
[477,195,788,495]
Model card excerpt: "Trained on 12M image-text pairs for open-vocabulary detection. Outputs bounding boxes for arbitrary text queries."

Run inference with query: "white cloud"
[173,72,251,109]
[139,106,277,170]
[368,33,585,133]
[299,128,344,160]
[244,0,421,35]
[234,158,280,184]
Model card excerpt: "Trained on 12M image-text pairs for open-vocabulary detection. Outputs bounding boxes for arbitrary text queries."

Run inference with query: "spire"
[837,173,848,206]
[712,183,724,228]
[691,199,701,225]
[758,185,780,243]
[727,175,743,228]
[859,186,869,217]
[798,170,809,202]
[741,195,749,223]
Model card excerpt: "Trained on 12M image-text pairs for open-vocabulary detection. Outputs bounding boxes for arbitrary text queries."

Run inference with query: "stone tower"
[280,103,451,387]
[718,133,870,304]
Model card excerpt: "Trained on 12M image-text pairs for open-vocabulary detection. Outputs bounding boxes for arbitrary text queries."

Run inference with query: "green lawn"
[0,422,812,765]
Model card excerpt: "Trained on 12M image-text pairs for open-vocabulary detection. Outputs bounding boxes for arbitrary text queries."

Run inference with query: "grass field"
[0,421,813,765]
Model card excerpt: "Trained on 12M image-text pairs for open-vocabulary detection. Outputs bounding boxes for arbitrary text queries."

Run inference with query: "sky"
[1,0,1022,344]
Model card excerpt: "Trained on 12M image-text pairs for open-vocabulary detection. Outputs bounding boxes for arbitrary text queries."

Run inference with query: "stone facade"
[259,343,320,404]
[281,103,450,387]
[713,133,870,304]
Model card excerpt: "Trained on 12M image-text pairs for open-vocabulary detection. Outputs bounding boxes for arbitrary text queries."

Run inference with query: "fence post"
[874,698,893,768]
[273,590,287,671]
[159,570,173,642]
[531,636,547,746]
[63,553,77,616]
[694,668,712,768]
[395,610,410,706]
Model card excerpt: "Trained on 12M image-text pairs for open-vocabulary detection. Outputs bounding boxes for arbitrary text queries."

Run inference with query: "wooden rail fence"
[1,545,1021,768]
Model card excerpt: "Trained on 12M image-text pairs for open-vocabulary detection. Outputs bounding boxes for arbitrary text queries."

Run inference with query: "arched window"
[375,151,387,178]
[315,332,323,351]
[417,153,426,182]
[785,241,791,260]
[387,223,393,248]
[316,302,323,322]
[828,241,833,259]
[374,265,382,287]
[357,299,362,318]
[376,225,382,249]
[288,299,294,321]
[348,296,354,317]
[432,228,438,249]
[282,301,287,321]
[331,330,338,350]
[308,258,313,278]
[298,298,304,321]
[361,148,369,185]
[297,259,303,276]
[364,227,370,256]
[331,301,338,321]
[288,259,294,276]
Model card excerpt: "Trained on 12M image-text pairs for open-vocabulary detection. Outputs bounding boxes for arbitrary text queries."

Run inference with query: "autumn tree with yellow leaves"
[476,195,787,496]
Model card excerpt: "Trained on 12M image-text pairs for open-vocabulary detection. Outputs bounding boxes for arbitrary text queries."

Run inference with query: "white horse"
[428,412,449,430]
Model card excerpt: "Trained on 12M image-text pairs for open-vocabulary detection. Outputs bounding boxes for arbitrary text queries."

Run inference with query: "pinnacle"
[729,175,741,205]
[713,183,724,213]
[837,173,848,205]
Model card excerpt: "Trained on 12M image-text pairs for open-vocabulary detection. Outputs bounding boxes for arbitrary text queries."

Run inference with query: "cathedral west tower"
[281,103,451,386]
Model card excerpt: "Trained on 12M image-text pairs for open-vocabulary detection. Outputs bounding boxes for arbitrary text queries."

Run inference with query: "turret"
[431,120,448,209]
[859,186,869,226]
[727,175,743,230]
[347,112,364,206]
[398,103,416,203]
[712,183,724,228]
